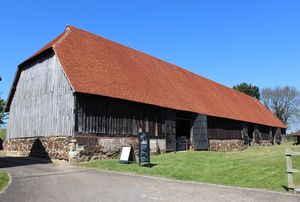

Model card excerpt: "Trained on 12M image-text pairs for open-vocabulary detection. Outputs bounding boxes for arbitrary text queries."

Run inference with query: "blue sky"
[1,1,299,123]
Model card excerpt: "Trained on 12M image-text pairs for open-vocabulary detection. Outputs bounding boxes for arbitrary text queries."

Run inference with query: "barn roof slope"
[7,26,286,128]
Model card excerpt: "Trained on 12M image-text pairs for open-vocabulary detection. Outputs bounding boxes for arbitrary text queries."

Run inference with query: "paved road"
[0,156,299,202]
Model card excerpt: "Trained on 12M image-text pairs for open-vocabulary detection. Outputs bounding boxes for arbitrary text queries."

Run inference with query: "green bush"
[0,128,6,139]
[286,135,296,142]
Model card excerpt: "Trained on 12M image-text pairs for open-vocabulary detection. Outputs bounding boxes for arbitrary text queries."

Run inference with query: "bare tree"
[261,86,300,127]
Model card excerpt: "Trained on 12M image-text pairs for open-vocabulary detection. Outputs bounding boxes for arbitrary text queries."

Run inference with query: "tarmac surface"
[0,156,299,202]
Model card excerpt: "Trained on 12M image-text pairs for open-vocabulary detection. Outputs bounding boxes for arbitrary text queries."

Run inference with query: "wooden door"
[165,110,176,151]
[192,114,208,150]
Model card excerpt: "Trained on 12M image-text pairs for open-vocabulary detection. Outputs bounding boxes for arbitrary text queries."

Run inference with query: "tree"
[0,76,7,127]
[260,86,300,127]
[233,82,260,99]
[0,95,7,127]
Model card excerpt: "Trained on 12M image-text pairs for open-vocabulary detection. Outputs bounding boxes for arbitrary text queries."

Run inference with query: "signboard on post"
[139,132,150,167]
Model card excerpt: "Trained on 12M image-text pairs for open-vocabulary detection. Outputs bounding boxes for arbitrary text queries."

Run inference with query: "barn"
[4,26,286,161]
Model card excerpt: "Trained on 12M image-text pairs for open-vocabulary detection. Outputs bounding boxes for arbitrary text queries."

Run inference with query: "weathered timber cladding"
[273,127,283,143]
[207,129,242,140]
[257,125,272,140]
[207,116,243,140]
[7,52,74,138]
[165,110,176,151]
[75,94,166,138]
[192,114,208,150]
[207,116,275,143]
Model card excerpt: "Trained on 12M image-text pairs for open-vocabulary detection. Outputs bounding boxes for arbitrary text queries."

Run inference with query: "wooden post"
[252,130,256,144]
[275,128,282,144]
[269,128,273,144]
[286,148,294,190]
[257,129,263,143]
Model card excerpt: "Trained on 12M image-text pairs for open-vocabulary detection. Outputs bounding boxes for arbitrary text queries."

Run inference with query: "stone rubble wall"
[150,139,166,154]
[4,137,71,160]
[4,136,139,162]
[209,139,247,151]
[74,136,139,162]
[4,135,275,161]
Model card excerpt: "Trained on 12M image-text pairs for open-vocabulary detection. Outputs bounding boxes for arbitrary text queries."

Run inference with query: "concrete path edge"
[77,165,299,197]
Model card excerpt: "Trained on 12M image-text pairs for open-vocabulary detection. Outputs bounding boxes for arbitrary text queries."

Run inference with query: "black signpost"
[139,132,150,167]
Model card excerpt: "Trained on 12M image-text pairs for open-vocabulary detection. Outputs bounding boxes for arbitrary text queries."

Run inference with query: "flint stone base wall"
[4,137,70,160]
[4,136,140,162]
[4,136,273,161]
[74,136,139,162]
[150,139,166,154]
[209,139,247,151]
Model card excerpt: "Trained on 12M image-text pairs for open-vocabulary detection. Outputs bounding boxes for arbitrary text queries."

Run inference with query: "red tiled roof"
[8,26,286,128]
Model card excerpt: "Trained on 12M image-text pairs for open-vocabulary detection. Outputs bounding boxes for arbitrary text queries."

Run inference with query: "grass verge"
[0,171,10,192]
[0,128,6,139]
[81,142,300,192]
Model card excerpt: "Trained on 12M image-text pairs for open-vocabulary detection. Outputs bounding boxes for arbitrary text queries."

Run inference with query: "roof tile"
[16,26,287,128]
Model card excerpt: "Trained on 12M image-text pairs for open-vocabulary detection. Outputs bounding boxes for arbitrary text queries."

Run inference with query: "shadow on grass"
[140,163,158,168]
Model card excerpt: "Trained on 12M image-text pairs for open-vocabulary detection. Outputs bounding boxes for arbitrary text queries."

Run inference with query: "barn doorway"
[176,112,192,151]
[248,125,254,140]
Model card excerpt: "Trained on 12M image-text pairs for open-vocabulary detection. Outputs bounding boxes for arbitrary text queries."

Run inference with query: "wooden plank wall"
[207,116,274,141]
[165,110,176,151]
[192,114,208,150]
[75,94,167,138]
[207,116,243,140]
[7,52,75,138]
[257,125,273,140]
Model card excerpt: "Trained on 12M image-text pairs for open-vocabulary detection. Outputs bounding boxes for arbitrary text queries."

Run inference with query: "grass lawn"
[0,171,9,192]
[0,128,6,139]
[81,142,300,192]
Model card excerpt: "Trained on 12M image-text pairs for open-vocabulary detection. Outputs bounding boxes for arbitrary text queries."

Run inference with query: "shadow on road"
[0,156,51,169]
[0,138,53,168]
